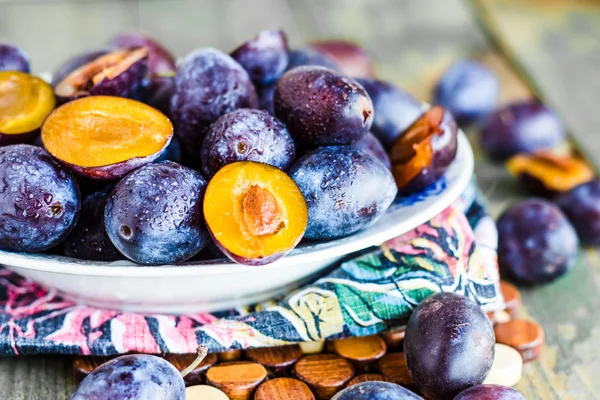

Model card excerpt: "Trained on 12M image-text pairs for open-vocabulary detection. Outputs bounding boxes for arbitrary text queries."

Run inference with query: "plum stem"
[180,345,208,377]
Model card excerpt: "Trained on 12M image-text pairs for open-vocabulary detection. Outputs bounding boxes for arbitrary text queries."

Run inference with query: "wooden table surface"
[1,0,599,398]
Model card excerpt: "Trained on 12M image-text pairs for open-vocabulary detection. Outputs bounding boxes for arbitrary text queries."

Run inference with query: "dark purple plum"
[497,199,579,284]
[144,75,174,117]
[557,180,600,245]
[104,161,210,265]
[286,47,339,71]
[71,354,184,400]
[0,145,80,252]
[433,60,499,125]
[109,31,176,76]
[289,146,397,240]
[480,101,565,160]
[352,131,391,169]
[53,48,149,103]
[200,109,295,178]
[63,190,122,261]
[404,292,495,400]
[356,77,423,148]
[274,66,373,146]
[332,381,423,400]
[454,385,525,400]
[231,30,289,85]
[309,39,375,78]
[170,48,258,154]
[390,106,458,193]
[0,44,30,72]
[258,82,276,116]
[156,135,183,164]
[200,108,295,174]
[51,49,112,87]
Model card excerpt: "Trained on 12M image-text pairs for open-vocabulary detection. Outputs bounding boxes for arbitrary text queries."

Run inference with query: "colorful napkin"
[0,178,502,356]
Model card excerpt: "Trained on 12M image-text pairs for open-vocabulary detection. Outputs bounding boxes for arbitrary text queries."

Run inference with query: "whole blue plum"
[480,101,565,160]
[104,161,210,265]
[63,190,122,261]
[332,381,423,399]
[71,354,185,400]
[0,145,80,252]
[433,60,499,125]
[356,77,423,148]
[200,109,295,178]
[557,180,600,245]
[497,199,578,284]
[0,44,30,72]
[286,47,339,71]
[258,82,276,116]
[231,30,289,85]
[352,131,391,169]
[289,146,397,240]
[454,384,525,400]
[170,48,258,154]
[404,292,495,400]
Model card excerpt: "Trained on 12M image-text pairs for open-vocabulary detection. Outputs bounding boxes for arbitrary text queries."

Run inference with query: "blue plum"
[497,199,578,284]
[433,60,499,125]
[332,381,423,399]
[63,190,122,261]
[557,180,600,245]
[170,48,258,154]
[231,30,289,85]
[352,131,391,169]
[71,354,185,400]
[200,109,295,178]
[0,145,80,252]
[404,292,495,400]
[274,66,374,146]
[104,161,210,265]
[156,135,183,164]
[480,101,565,160]
[454,384,525,400]
[286,47,339,71]
[289,146,397,240]
[0,44,30,72]
[257,82,276,116]
[356,78,423,148]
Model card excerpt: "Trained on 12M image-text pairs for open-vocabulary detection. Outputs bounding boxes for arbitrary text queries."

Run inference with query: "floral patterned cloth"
[0,179,502,356]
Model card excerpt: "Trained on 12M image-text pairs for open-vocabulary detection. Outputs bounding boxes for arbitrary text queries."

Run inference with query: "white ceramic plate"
[0,132,473,314]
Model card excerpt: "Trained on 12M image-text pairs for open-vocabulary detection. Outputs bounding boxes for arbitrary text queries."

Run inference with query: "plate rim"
[0,132,474,278]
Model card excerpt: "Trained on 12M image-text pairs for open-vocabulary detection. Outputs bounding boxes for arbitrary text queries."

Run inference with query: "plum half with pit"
[51,49,112,88]
[62,190,122,261]
[231,30,289,85]
[104,161,210,265]
[200,109,295,178]
[332,381,423,400]
[109,31,176,76]
[390,106,458,194]
[433,59,499,125]
[42,96,173,180]
[355,77,423,148]
[72,346,207,400]
[0,145,80,253]
[480,101,565,160]
[53,47,149,103]
[274,66,373,146]
[0,44,30,73]
[289,146,397,240]
[203,161,308,265]
[171,48,258,153]
[404,292,495,400]
[557,180,600,245]
[497,199,579,284]
[0,71,56,145]
[454,384,525,400]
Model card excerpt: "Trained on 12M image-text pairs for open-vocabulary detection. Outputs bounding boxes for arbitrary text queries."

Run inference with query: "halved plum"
[0,71,56,145]
[109,31,177,76]
[203,161,308,265]
[51,49,112,88]
[53,47,148,103]
[389,106,457,194]
[41,96,173,179]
